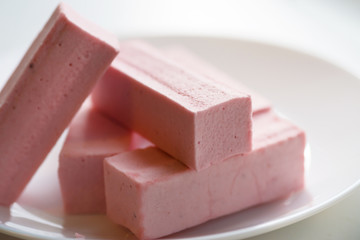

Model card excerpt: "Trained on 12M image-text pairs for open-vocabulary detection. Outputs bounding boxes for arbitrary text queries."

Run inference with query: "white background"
[0,1,360,239]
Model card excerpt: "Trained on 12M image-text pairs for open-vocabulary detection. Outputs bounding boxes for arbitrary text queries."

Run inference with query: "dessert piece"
[92,41,252,171]
[104,111,306,239]
[164,46,271,114]
[0,3,119,206]
[58,101,152,214]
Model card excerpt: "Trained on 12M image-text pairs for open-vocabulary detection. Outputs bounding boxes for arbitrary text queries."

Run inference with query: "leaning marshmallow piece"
[92,41,252,171]
[164,46,272,114]
[104,111,306,240]
[58,101,152,214]
[0,3,119,206]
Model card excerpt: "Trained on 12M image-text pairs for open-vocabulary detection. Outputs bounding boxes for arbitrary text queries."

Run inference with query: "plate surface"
[0,36,360,240]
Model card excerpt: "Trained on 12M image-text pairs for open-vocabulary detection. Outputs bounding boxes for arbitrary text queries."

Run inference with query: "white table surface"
[0,1,360,239]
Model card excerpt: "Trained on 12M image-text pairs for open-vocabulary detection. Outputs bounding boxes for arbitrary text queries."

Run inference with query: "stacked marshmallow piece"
[92,43,305,239]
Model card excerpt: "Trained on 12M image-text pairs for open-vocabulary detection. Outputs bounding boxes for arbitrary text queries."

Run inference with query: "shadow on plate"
[0,206,10,224]
[61,214,137,240]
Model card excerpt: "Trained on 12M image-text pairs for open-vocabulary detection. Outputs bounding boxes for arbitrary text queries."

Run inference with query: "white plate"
[1,36,360,240]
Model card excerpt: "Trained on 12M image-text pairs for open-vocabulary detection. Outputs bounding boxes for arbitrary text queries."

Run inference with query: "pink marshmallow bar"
[104,111,306,239]
[59,101,152,214]
[164,46,271,114]
[92,41,252,171]
[0,3,119,206]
